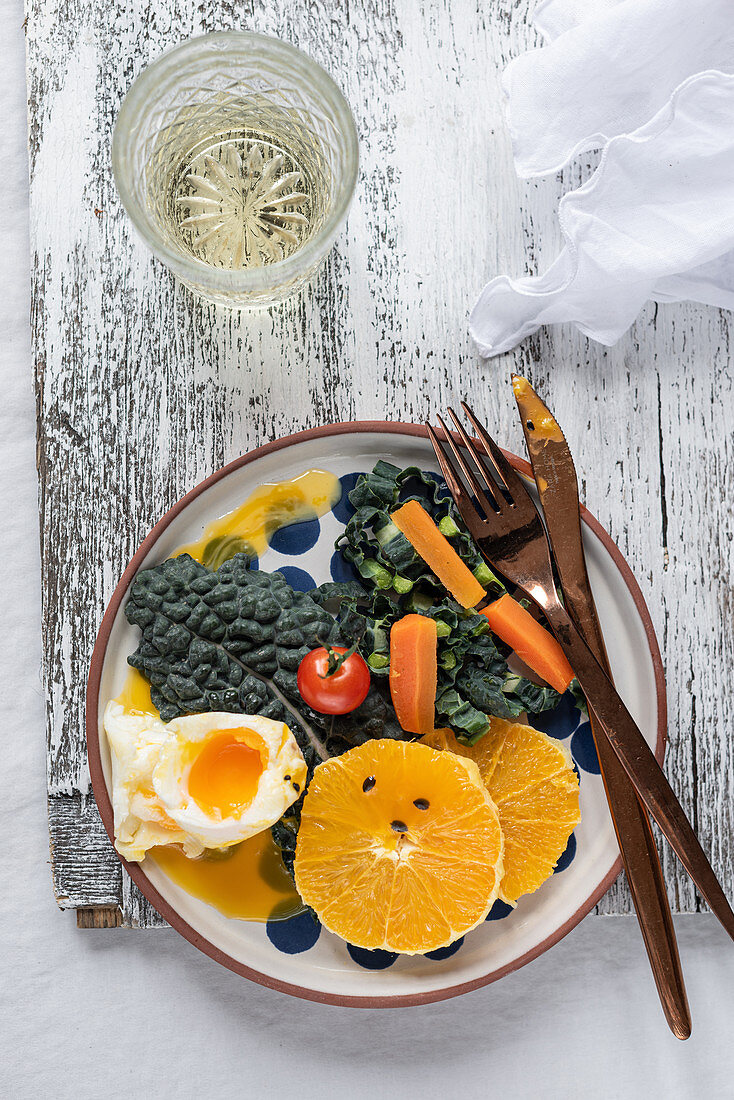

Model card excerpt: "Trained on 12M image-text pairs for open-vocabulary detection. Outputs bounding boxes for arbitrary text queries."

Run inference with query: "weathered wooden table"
[26,1,733,928]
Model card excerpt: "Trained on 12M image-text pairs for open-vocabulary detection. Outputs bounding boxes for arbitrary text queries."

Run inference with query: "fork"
[427,403,734,941]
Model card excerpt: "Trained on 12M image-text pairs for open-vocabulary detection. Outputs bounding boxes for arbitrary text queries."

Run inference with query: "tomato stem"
[320,640,360,679]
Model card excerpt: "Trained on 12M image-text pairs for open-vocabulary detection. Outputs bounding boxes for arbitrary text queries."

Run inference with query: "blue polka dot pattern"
[570,721,601,774]
[530,691,582,740]
[554,832,577,874]
[330,548,360,584]
[486,899,514,921]
[266,910,321,953]
[332,472,363,524]
[277,565,317,593]
[346,944,398,970]
[425,937,464,960]
[269,518,321,555]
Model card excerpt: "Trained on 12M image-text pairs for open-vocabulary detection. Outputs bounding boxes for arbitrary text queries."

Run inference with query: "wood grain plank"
[26,0,732,924]
[77,907,122,929]
[47,794,121,907]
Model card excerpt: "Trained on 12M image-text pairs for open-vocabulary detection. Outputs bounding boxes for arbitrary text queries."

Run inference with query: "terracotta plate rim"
[85,420,667,1008]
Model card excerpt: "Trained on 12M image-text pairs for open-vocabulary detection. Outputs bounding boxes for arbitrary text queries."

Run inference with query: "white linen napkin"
[470,0,734,357]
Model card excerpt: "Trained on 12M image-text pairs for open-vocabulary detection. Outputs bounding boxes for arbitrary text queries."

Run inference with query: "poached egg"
[103,703,307,862]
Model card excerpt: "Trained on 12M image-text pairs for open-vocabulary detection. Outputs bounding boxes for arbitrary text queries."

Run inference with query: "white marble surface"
[3,1,733,1095]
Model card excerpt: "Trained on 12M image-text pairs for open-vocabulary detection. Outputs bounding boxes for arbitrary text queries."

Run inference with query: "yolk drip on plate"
[176,468,341,564]
[116,666,156,715]
[149,833,304,922]
[188,731,264,819]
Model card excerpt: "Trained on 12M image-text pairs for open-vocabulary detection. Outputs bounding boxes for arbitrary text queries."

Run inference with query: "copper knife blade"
[512,374,691,1041]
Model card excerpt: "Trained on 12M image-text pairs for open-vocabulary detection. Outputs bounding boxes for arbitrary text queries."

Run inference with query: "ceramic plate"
[87,422,665,1006]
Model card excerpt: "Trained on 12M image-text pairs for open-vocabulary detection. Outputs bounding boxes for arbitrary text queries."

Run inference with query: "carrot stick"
[391,501,573,695]
[392,500,485,609]
[389,614,438,735]
[480,594,574,694]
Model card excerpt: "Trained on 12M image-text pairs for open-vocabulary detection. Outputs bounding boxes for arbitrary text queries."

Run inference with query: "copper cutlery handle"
[561,586,690,1038]
[617,790,691,1036]
[542,599,734,943]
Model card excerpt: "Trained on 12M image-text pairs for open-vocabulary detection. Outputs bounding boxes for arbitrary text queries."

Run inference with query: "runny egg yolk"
[188,731,265,819]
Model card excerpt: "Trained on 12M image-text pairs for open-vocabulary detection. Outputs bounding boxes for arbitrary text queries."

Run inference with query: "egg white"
[103,702,307,862]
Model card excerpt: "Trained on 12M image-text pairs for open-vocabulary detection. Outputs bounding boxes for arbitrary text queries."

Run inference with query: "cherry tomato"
[297,647,371,715]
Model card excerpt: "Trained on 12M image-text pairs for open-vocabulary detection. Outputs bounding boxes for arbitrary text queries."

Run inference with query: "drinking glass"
[113,32,359,307]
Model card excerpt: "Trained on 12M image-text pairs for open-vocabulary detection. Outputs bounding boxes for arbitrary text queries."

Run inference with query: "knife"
[512,373,691,1041]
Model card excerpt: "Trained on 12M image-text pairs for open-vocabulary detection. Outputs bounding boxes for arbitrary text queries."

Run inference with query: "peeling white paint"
[28,0,733,921]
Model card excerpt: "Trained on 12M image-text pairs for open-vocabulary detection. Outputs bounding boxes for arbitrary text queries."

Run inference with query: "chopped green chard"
[338,460,504,599]
[473,561,496,588]
[324,462,567,744]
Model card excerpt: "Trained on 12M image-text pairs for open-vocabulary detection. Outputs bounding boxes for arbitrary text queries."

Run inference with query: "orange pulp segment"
[423,721,580,905]
[294,740,504,954]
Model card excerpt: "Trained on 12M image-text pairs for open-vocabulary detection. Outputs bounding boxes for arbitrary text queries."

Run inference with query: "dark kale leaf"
[124,552,408,771]
[125,553,335,770]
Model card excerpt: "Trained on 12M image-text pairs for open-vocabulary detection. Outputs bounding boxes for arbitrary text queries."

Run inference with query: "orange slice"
[294,740,504,954]
[423,721,580,905]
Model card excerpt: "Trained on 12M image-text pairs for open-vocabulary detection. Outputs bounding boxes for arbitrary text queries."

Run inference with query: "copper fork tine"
[426,422,489,543]
[437,412,500,516]
[461,401,537,517]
